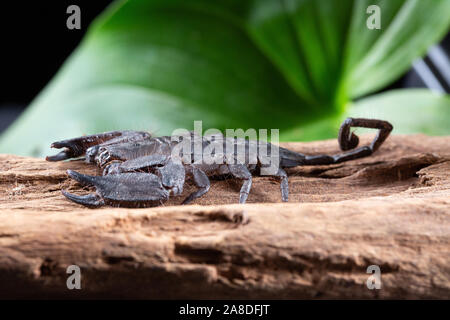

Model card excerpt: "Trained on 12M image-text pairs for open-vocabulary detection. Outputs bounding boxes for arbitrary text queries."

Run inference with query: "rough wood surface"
[0,134,449,299]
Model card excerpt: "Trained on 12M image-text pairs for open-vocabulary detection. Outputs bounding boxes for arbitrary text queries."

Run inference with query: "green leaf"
[1,0,449,157]
[345,0,450,98]
[347,89,450,136]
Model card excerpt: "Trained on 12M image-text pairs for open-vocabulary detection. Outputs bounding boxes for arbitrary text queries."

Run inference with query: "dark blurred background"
[1,1,449,134]
[0,1,113,133]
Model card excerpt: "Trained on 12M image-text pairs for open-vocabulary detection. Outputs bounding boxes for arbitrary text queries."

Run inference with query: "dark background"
[0,1,113,132]
[0,1,449,134]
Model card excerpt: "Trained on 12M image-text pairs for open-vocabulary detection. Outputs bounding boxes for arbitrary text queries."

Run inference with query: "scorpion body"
[47,118,393,208]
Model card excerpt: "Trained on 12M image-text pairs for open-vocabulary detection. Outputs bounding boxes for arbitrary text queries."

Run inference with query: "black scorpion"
[46,118,393,208]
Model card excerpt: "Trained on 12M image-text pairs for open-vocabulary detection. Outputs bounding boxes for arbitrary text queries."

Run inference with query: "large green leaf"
[347,89,450,136]
[1,0,449,157]
[282,89,450,140]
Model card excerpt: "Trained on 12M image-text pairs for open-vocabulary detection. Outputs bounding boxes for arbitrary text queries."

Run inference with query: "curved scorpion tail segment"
[62,190,105,207]
[338,118,393,152]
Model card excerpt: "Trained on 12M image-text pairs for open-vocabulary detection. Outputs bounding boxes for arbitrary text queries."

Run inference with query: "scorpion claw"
[51,141,72,149]
[66,170,97,186]
[46,150,72,162]
[62,190,105,207]
[46,131,152,163]
[48,140,86,160]
[64,170,169,208]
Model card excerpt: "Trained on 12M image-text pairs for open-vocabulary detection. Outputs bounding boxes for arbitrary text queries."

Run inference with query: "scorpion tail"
[279,147,306,168]
[280,118,393,167]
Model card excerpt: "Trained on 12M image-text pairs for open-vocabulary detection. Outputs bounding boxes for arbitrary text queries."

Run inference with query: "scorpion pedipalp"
[63,169,169,208]
[46,130,151,162]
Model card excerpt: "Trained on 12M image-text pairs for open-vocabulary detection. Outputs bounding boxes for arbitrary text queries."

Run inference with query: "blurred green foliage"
[1,0,449,157]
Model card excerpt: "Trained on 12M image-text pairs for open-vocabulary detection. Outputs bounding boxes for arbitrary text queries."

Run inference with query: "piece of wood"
[0,134,449,299]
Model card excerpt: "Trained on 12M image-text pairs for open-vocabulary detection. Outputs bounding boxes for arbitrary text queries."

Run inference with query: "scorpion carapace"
[47,118,393,208]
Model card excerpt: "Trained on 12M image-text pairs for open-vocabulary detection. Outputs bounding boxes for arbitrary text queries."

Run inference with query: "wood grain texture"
[0,134,449,299]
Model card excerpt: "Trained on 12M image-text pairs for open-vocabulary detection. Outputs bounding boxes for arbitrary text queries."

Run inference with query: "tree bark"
[0,134,449,299]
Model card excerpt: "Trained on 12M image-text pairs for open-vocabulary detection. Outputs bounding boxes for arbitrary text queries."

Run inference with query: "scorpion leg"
[229,164,252,204]
[182,167,210,205]
[304,117,393,165]
[273,168,289,202]
[47,130,151,162]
